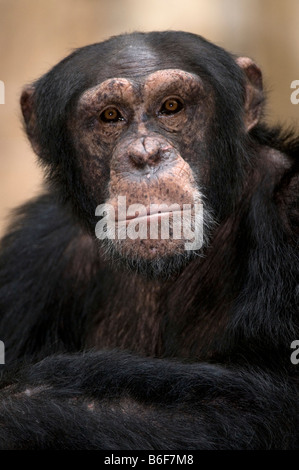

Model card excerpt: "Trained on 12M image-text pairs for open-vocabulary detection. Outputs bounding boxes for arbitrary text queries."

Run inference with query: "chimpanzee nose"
[127,137,163,168]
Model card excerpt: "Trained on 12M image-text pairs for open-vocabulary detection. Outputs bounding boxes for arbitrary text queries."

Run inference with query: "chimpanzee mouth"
[116,207,190,225]
[95,198,207,253]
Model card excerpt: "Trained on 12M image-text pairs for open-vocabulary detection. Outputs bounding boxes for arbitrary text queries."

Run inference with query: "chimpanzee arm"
[0,194,100,363]
[0,351,298,450]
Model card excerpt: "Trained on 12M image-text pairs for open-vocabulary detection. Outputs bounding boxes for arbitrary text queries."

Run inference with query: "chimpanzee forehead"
[94,42,196,81]
[107,43,162,76]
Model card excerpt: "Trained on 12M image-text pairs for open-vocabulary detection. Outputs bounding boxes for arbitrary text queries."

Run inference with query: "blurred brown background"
[0,0,298,235]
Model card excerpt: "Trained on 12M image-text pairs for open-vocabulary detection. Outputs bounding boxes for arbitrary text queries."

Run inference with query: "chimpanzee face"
[20,33,263,275]
[70,68,214,267]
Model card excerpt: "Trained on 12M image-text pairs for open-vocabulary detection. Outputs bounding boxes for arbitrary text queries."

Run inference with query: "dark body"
[0,31,298,449]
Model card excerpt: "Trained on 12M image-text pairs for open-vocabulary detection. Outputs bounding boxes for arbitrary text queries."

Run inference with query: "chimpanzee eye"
[159,97,184,115]
[100,107,124,123]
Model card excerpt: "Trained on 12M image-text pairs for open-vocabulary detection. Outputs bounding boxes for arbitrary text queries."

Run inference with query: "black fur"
[0,31,298,450]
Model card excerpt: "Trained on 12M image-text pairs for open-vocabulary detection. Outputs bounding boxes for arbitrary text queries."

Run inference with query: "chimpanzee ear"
[236,57,264,132]
[20,86,40,154]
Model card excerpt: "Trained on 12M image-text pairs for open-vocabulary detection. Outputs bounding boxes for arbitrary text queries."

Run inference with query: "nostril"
[129,150,161,169]
[128,151,148,168]
[148,150,161,164]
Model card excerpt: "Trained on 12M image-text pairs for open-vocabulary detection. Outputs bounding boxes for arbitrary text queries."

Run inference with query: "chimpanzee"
[0,31,298,450]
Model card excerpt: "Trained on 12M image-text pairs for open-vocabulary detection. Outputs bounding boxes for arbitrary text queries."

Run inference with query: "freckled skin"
[70,69,213,260]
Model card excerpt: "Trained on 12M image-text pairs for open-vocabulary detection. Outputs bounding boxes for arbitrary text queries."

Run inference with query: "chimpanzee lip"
[116,207,191,224]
